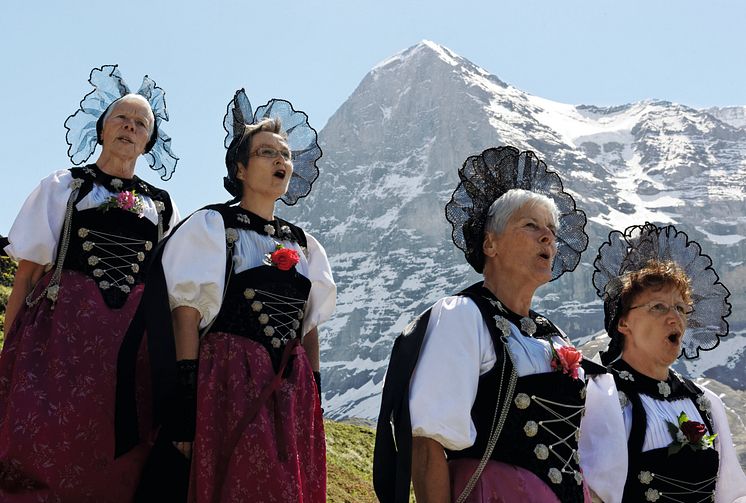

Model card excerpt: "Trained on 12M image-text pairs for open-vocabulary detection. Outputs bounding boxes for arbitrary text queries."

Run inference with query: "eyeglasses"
[628,301,693,318]
[249,146,292,162]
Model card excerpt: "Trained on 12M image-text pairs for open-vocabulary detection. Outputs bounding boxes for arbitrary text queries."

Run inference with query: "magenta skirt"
[0,271,153,502]
[450,458,592,503]
[188,332,326,503]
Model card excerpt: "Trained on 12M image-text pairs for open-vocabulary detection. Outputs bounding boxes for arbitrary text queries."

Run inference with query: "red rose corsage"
[265,243,300,271]
[666,412,717,455]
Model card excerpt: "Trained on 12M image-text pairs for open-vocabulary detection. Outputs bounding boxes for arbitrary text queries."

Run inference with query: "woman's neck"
[621,353,669,381]
[239,194,276,221]
[482,276,535,317]
[95,153,137,179]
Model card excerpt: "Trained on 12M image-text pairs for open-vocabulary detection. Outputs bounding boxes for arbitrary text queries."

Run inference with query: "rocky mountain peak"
[282,41,746,421]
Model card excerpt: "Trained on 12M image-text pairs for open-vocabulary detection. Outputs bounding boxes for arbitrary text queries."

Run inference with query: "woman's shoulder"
[429,295,481,319]
[275,216,307,246]
[169,207,227,240]
[692,380,727,409]
[187,206,227,225]
[41,168,76,186]
[20,169,76,202]
[137,181,173,208]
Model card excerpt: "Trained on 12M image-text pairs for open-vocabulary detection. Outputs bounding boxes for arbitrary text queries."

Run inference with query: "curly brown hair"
[617,260,692,318]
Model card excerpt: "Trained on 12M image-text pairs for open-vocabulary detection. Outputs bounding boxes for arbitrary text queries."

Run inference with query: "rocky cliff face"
[281,40,746,420]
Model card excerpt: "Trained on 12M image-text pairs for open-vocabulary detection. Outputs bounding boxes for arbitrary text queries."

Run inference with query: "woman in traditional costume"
[580,223,746,503]
[374,146,600,503]
[0,65,179,502]
[157,89,334,502]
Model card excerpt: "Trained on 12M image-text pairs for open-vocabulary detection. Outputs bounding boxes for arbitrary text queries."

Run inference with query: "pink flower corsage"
[99,190,145,217]
[551,345,582,380]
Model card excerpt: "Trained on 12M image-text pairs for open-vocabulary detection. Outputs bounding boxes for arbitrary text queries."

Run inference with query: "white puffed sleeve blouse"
[162,208,336,335]
[4,169,180,264]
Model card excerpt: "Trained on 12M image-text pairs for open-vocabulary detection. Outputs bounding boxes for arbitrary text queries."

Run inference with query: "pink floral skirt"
[449,458,592,503]
[189,332,325,503]
[0,271,152,502]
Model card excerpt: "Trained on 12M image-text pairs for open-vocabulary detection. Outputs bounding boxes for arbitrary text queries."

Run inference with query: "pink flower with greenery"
[99,190,145,217]
[116,191,139,210]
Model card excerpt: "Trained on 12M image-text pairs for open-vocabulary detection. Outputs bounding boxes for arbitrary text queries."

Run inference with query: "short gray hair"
[101,94,155,134]
[485,189,560,236]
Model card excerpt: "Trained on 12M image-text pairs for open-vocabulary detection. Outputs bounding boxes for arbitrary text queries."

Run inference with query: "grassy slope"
[326,419,415,502]
[325,420,379,503]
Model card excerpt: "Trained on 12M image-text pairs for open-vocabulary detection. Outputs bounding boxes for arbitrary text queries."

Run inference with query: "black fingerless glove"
[313,371,324,415]
[313,371,321,402]
[162,359,198,442]
[306,372,321,402]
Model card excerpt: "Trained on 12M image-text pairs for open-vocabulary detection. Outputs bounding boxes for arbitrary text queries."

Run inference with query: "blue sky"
[2,0,745,232]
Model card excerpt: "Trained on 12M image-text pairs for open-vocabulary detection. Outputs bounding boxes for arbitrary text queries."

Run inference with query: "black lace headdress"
[223,89,322,206]
[64,64,178,180]
[445,146,588,278]
[593,222,731,361]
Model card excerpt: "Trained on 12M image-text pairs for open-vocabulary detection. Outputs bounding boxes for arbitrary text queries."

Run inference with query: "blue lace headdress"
[223,89,322,206]
[593,223,731,361]
[64,64,178,180]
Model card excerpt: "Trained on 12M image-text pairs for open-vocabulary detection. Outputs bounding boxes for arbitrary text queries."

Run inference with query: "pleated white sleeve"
[409,296,491,451]
[409,296,576,451]
[163,209,227,329]
[578,374,627,503]
[302,232,336,334]
[705,386,746,503]
[4,170,73,265]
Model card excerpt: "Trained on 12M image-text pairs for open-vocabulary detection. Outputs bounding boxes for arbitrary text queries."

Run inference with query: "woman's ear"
[483,232,498,258]
[236,163,246,181]
[617,315,631,337]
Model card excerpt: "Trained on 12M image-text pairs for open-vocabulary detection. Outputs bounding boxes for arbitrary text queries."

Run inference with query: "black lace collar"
[610,359,698,401]
[478,284,559,339]
[82,164,153,195]
[223,206,299,243]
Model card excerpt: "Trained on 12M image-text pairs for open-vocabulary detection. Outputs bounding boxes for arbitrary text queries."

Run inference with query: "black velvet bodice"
[610,361,720,503]
[210,265,311,371]
[64,207,157,308]
[445,287,588,502]
[60,165,172,309]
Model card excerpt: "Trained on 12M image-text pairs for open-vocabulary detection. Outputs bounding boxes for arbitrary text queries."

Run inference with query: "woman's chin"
[104,145,141,164]
[533,269,553,287]
[660,348,680,368]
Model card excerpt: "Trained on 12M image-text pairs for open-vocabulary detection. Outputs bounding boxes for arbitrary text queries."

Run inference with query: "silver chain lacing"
[25,179,82,308]
[455,335,519,503]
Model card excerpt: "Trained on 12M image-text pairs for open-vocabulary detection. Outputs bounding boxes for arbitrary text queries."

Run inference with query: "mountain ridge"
[280,40,746,421]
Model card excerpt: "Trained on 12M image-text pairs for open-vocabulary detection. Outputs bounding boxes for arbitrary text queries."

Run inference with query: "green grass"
[325,420,379,502]
[325,419,415,502]
[0,256,14,346]
[0,257,16,289]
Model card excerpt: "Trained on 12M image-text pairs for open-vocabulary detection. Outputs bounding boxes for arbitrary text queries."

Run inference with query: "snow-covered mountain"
[281,40,746,422]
